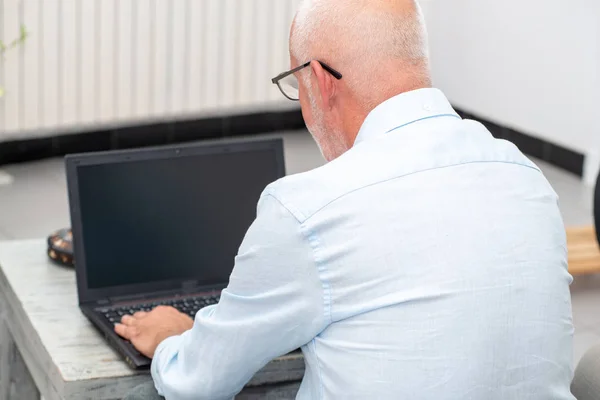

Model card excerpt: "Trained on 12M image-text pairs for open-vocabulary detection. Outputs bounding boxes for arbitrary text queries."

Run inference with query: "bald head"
[291,0,431,109]
[288,0,432,161]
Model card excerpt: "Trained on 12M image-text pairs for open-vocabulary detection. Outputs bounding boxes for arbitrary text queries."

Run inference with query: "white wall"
[421,0,600,182]
[0,0,300,141]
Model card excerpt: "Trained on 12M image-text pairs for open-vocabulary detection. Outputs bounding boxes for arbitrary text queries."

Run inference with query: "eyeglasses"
[271,60,343,101]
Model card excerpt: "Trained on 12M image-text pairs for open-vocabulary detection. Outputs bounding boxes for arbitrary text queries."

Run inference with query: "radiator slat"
[116,0,133,121]
[61,0,78,126]
[3,0,21,132]
[186,0,205,114]
[22,0,40,132]
[41,0,60,129]
[133,0,152,120]
[221,0,238,109]
[238,1,258,108]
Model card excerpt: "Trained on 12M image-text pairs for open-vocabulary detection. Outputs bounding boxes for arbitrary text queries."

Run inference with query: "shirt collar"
[354,88,461,145]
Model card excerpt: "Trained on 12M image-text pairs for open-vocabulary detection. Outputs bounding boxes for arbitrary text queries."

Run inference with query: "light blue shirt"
[152,88,574,399]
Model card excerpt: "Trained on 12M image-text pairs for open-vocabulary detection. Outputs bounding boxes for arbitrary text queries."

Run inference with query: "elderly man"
[122,0,575,399]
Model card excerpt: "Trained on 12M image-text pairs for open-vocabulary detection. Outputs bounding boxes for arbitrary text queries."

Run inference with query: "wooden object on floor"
[567,226,600,276]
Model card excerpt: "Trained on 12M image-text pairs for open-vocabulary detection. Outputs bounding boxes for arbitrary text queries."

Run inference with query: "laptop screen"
[73,142,283,292]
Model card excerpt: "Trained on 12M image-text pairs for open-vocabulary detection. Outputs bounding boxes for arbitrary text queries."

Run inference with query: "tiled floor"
[0,130,598,366]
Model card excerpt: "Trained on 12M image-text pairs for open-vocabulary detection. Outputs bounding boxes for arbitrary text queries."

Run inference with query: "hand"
[115,306,194,358]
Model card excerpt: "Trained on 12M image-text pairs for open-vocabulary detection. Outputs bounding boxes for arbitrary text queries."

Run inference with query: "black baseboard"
[454,108,585,177]
[0,106,586,177]
[0,109,306,166]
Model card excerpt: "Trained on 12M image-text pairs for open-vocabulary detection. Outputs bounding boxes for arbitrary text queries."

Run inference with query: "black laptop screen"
[76,148,281,290]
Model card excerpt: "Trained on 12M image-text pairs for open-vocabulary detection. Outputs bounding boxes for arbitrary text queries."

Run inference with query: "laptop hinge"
[109,293,152,304]
[108,288,183,304]
[182,280,200,294]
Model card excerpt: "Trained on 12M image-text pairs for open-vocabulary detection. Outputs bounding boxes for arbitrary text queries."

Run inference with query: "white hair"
[291,0,431,107]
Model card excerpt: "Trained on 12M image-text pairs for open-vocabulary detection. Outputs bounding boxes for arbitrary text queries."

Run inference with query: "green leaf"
[19,25,29,42]
[0,25,28,57]
[0,87,5,98]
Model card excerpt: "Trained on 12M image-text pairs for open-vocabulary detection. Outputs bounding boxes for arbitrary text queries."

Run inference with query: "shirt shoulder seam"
[262,192,307,223]
[299,224,333,325]
[263,193,332,326]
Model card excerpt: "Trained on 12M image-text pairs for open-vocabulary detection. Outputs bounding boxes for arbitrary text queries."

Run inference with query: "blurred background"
[0,0,599,364]
[0,1,598,182]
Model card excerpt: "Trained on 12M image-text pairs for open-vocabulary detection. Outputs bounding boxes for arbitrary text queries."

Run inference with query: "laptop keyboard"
[99,294,221,324]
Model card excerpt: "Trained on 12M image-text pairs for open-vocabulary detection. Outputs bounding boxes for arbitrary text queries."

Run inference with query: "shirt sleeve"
[151,193,327,400]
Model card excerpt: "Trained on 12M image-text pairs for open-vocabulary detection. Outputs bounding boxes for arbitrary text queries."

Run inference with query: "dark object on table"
[47,228,74,267]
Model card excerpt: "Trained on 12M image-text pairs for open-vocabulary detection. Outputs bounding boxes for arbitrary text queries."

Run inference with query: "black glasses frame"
[271,60,343,101]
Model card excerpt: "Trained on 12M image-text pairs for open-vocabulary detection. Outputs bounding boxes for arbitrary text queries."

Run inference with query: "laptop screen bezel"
[66,137,286,305]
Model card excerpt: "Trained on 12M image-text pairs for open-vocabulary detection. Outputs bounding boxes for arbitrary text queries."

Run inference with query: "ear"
[310,60,336,110]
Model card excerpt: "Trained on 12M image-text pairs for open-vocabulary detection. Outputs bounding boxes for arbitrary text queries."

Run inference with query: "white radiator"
[0,0,301,140]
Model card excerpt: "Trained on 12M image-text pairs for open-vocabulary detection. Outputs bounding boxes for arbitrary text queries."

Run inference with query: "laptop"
[66,138,286,369]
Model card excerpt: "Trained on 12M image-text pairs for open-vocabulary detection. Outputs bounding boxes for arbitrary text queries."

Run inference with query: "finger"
[155,305,177,312]
[121,314,137,325]
[115,323,136,340]
[133,311,148,319]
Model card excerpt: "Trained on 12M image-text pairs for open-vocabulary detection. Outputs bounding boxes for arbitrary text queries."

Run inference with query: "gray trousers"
[572,344,600,400]
[124,382,164,400]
